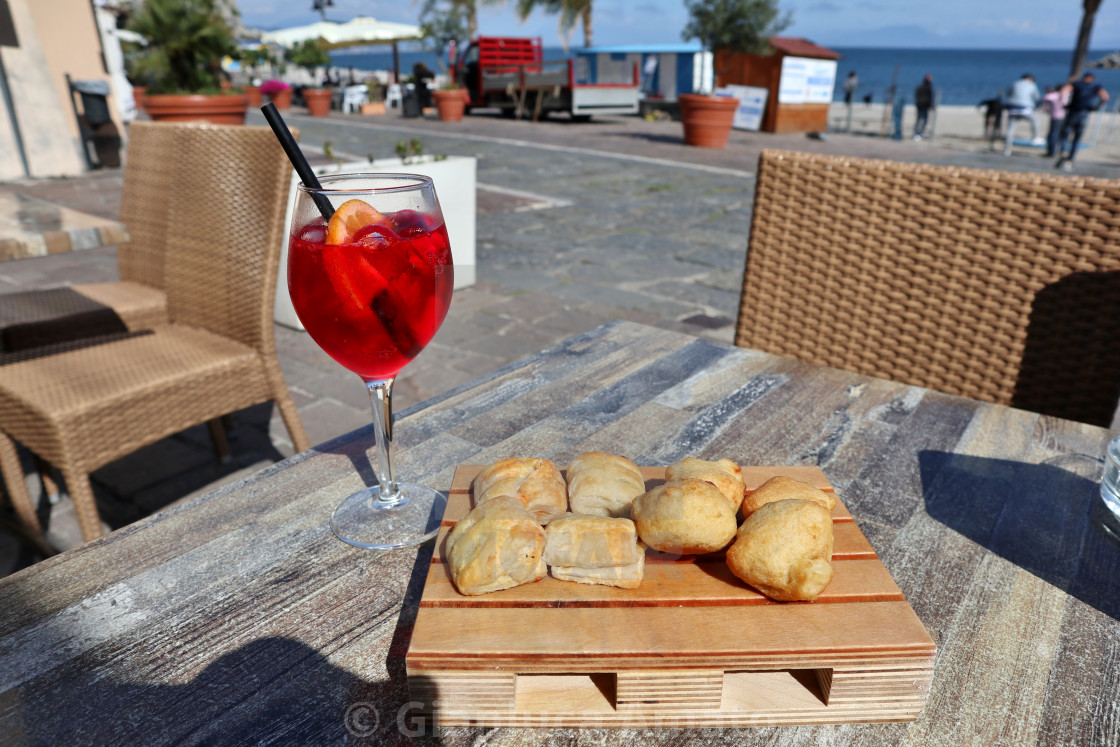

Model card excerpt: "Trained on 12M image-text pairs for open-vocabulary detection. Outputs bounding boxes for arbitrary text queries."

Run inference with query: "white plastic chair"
[385,83,403,109]
[341,84,368,114]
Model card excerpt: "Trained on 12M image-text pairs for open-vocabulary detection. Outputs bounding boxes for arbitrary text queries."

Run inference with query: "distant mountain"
[814,24,1120,51]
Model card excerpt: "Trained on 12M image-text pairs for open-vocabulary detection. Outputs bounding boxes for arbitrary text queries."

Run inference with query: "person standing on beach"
[913,74,934,140]
[1002,73,1041,156]
[844,72,858,105]
[1056,72,1109,171]
[1041,85,1067,157]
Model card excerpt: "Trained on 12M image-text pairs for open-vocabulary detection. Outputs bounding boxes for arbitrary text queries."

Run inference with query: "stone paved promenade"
[1,107,1117,571]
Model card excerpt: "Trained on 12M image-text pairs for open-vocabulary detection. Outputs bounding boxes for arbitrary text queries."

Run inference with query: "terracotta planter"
[433,89,466,122]
[303,88,332,117]
[243,85,262,108]
[143,93,249,125]
[360,101,386,116]
[268,88,292,109]
[678,93,739,149]
[132,86,146,110]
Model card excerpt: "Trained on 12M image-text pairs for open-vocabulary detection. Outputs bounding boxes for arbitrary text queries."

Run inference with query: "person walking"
[913,74,934,140]
[843,71,859,105]
[843,71,858,132]
[1056,72,1109,171]
[1002,73,1041,156]
[1041,84,1067,158]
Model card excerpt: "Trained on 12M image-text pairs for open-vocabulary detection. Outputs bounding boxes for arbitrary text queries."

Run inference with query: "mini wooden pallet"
[406,465,936,728]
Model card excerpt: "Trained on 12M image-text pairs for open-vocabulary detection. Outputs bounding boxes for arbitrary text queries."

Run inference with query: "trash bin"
[402,90,420,119]
[66,75,122,169]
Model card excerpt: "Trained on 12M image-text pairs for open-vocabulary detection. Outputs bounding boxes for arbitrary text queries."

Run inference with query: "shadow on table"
[918,450,1120,621]
[5,543,447,745]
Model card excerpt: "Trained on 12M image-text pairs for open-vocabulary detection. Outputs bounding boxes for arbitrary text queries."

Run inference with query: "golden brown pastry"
[630,479,737,555]
[445,496,547,595]
[742,475,836,517]
[472,457,567,522]
[545,514,645,588]
[566,451,646,517]
[725,499,834,601]
[665,457,744,510]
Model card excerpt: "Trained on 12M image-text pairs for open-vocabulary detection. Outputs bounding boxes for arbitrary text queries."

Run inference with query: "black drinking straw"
[260,102,335,222]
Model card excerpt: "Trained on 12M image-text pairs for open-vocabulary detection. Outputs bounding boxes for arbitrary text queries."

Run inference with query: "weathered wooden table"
[1,320,1117,744]
[0,191,129,261]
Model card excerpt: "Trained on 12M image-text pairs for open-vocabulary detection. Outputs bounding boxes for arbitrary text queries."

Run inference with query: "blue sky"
[237,1,1120,51]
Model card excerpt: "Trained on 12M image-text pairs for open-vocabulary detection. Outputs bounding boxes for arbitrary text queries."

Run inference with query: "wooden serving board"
[406,465,936,728]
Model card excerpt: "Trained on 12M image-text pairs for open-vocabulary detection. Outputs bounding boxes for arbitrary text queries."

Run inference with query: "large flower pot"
[433,89,466,122]
[360,101,386,116]
[303,88,332,117]
[268,88,292,109]
[678,93,739,149]
[143,93,249,125]
[243,85,262,108]
[132,86,146,110]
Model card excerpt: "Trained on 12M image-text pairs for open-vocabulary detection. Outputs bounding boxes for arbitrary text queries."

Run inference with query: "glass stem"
[365,377,402,505]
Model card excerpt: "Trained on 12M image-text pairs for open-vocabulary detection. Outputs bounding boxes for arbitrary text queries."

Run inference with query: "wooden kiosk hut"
[716,37,840,133]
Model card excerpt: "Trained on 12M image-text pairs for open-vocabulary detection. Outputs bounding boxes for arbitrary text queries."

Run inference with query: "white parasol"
[260,16,422,49]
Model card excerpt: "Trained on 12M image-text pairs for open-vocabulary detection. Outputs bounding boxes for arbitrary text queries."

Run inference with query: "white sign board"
[778,56,837,104]
[717,85,769,131]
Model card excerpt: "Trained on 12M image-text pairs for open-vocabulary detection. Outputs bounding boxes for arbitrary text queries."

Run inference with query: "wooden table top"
[1,320,1117,745]
[0,191,129,261]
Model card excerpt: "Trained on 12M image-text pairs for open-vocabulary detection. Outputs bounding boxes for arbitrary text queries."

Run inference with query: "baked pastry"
[445,496,547,595]
[545,514,645,588]
[630,479,737,555]
[472,457,568,522]
[725,499,834,601]
[742,475,836,517]
[665,457,744,510]
[566,451,646,517]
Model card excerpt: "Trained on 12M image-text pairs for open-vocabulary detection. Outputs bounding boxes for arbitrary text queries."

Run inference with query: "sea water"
[329,45,1120,107]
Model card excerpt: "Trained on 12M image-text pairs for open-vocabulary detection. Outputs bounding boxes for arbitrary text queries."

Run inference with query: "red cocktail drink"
[288,174,453,551]
[288,207,453,381]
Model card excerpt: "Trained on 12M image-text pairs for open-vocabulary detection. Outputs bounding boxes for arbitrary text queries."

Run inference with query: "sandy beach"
[828,102,1120,163]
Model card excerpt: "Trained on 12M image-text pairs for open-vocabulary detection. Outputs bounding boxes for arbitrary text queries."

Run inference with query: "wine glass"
[288,173,454,550]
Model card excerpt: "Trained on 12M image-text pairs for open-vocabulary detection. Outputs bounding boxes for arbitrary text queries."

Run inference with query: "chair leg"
[34,454,61,502]
[274,392,310,453]
[0,430,43,538]
[262,362,310,453]
[60,465,105,543]
[207,419,231,463]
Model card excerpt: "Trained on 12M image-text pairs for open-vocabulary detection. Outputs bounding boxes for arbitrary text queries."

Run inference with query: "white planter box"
[274,155,477,330]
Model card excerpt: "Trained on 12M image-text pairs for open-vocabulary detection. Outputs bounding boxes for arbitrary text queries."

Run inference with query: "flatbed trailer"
[457,36,639,121]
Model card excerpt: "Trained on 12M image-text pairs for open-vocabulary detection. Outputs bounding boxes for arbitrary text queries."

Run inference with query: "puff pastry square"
[545,514,645,588]
[446,496,547,595]
[566,451,646,517]
[472,457,568,522]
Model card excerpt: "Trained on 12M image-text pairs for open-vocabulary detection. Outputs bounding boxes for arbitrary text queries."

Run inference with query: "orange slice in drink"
[325,199,387,245]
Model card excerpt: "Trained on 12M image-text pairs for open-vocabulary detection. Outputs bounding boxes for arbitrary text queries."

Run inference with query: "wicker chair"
[0,124,310,543]
[0,122,177,353]
[736,149,1120,427]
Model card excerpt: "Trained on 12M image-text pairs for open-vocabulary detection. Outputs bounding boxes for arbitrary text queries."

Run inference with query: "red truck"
[455,36,639,121]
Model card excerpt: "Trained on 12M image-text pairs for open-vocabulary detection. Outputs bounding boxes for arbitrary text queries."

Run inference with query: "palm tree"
[418,0,504,39]
[1071,0,1105,77]
[514,0,593,48]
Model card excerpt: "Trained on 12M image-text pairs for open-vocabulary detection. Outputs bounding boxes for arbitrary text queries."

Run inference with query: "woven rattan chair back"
[736,150,1120,427]
[116,121,181,288]
[163,124,292,353]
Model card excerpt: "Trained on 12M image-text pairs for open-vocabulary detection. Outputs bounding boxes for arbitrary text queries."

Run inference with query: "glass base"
[330,484,447,551]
